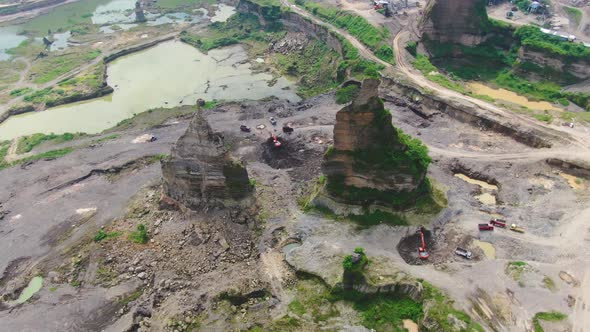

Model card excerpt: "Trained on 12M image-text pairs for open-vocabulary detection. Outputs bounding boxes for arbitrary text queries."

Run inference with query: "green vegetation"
[93,229,122,242]
[506,261,530,282]
[0,141,10,162]
[335,85,360,104]
[0,59,27,84]
[21,0,103,36]
[563,6,582,26]
[10,87,33,97]
[295,0,394,63]
[422,282,485,332]
[413,54,466,93]
[180,13,282,52]
[182,10,382,97]
[532,311,567,332]
[106,105,197,133]
[155,0,215,10]
[117,289,144,306]
[533,112,553,123]
[348,209,408,227]
[17,132,80,154]
[274,40,341,97]
[128,224,149,244]
[0,147,75,170]
[354,295,422,330]
[542,276,556,291]
[29,49,101,84]
[516,25,590,60]
[6,39,45,58]
[342,247,368,271]
[405,41,417,56]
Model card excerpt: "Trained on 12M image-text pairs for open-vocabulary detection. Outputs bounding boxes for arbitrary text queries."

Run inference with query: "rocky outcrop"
[161,112,253,210]
[518,47,590,82]
[321,79,427,207]
[420,0,489,46]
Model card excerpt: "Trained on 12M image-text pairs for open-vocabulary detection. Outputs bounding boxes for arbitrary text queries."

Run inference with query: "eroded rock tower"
[321,79,430,211]
[161,112,254,210]
[420,0,489,46]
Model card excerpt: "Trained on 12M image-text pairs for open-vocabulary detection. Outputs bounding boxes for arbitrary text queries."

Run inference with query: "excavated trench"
[397,229,435,265]
[261,135,308,169]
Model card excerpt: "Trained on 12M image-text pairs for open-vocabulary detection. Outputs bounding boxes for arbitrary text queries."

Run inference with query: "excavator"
[270,132,282,148]
[417,227,429,260]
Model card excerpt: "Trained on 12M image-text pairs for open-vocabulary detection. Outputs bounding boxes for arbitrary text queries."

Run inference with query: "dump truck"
[490,219,506,228]
[455,247,472,259]
[510,224,525,233]
[479,223,494,231]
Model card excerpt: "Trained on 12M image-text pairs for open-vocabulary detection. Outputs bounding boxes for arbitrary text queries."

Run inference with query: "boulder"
[161,112,254,210]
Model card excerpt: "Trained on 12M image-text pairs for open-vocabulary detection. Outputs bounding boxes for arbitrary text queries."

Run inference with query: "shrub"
[405,41,417,56]
[335,85,360,104]
[128,224,149,244]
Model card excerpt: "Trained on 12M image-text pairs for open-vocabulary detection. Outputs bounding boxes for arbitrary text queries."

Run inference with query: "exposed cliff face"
[322,79,428,207]
[517,47,590,82]
[161,112,253,210]
[420,0,489,46]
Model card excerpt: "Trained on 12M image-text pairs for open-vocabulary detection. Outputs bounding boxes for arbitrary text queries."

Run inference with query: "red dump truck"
[490,219,507,228]
[478,223,494,231]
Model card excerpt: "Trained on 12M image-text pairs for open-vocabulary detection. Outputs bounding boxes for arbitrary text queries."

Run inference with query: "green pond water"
[0,41,300,139]
[15,276,43,304]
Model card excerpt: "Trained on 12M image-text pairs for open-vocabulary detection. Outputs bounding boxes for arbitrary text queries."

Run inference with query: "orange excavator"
[270,132,282,148]
[418,227,429,260]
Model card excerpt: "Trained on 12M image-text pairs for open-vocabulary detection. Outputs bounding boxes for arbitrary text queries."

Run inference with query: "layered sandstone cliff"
[161,112,253,210]
[322,79,428,208]
[420,0,489,46]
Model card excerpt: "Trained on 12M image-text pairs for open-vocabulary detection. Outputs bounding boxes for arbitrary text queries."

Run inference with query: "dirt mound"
[397,229,436,265]
[261,135,307,169]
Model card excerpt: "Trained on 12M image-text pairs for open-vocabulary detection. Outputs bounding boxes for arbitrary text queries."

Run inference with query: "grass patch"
[93,229,122,242]
[348,210,408,227]
[335,84,360,104]
[533,112,553,123]
[105,105,197,133]
[506,261,530,282]
[29,49,102,84]
[295,0,394,64]
[155,0,215,10]
[288,299,306,316]
[532,311,567,332]
[10,87,33,97]
[542,276,556,291]
[516,25,590,60]
[128,224,149,244]
[93,134,120,144]
[0,147,74,170]
[16,132,81,154]
[117,289,143,306]
[421,282,485,332]
[413,54,466,93]
[563,6,582,26]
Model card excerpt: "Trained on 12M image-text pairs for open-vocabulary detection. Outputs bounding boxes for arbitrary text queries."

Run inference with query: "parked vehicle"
[269,117,277,126]
[490,219,506,228]
[240,125,251,132]
[510,224,525,233]
[455,247,473,259]
[478,223,494,231]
